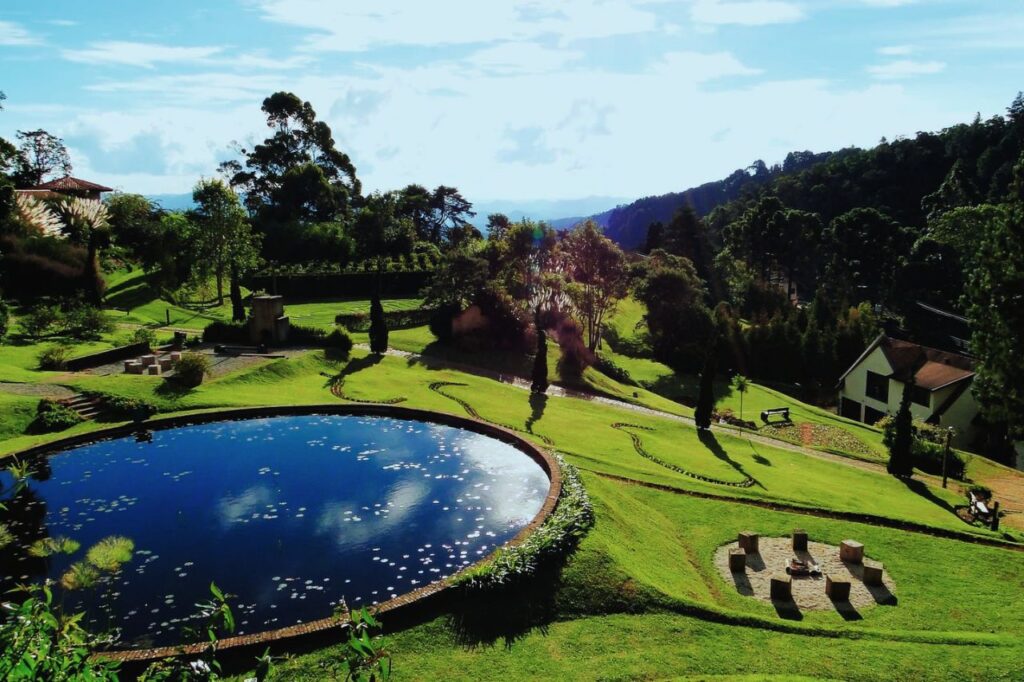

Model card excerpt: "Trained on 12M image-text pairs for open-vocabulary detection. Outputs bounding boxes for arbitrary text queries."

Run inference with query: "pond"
[0,414,551,649]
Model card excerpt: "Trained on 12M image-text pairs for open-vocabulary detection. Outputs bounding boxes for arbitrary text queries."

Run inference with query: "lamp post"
[942,426,955,489]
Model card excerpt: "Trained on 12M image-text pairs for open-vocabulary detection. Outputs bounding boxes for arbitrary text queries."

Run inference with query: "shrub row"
[455,457,593,589]
[335,308,433,332]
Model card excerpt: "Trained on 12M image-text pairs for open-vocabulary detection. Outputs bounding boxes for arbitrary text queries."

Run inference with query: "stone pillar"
[770,574,792,600]
[738,531,759,553]
[840,540,864,564]
[826,575,851,601]
[862,564,884,587]
[792,529,808,551]
[728,548,746,572]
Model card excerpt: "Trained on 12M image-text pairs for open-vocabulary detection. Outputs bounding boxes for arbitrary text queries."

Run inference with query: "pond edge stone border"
[7,403,562,664]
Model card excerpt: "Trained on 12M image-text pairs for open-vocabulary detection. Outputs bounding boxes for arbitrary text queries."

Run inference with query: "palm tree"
[731,375,750,422]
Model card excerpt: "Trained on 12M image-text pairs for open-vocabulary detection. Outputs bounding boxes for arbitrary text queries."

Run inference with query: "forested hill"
[574,100,1023,251]
[557,150,838,248]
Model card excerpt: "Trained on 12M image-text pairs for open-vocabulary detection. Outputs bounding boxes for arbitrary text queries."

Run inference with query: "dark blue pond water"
[0,415,549,648]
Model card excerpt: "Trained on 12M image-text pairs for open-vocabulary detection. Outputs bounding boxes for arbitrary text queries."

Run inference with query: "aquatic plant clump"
[85,536,135,572]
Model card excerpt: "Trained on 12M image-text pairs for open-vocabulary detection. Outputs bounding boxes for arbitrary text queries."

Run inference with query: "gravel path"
[0,382,75,399]
[714,537,897,613]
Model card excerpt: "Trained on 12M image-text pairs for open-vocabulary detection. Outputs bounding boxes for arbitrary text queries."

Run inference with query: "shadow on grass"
[900,477,956,516]
[866,583,898,606]
[698,430,762,488]
[154,379,195,399]
[524,392,548,435]
[447,550,570,649]
[831,599,863,621]
[771,597,802,621]
[730,569,754,596]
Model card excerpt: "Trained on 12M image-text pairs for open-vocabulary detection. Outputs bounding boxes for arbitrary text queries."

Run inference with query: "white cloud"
[63,41,225,68]
[867,59,946,80]
[877,45,913,56]
[254,0,662,51]
[690,0,804,26]
[0,20,39,46]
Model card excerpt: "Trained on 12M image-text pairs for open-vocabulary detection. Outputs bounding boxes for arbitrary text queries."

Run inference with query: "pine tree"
[888,380,915,478]
[369,293,388,354]
[531,324,548,394]
[695,347,717,430]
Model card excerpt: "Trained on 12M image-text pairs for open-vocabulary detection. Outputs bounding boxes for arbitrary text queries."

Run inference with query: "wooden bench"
[760,407,791,424]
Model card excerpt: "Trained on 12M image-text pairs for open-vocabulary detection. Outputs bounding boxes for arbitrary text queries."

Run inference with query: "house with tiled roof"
[836,334,979,448]
[16,175,114,201]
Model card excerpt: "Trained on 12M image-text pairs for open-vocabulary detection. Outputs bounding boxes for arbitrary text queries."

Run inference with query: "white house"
[836,334,979,448]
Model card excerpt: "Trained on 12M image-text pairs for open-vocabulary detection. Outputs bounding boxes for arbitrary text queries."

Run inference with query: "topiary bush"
[173,352,210,387]
[101,395,158,422]
[324,326,354,360]
[30,398,83,433]
[37,344,72,370]
[202,320,249,344]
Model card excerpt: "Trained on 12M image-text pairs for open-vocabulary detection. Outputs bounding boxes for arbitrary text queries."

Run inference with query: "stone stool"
[728,548,746,572]
[146,364,161,375]
[141,354,157,367]
[159,357,173,371]
[840,540,864,564]
[770,573,792,600]
[826,575,851,601]
[170,351,182,363]
[738,531,759,553]
[863,563,884,586]
[792,528,808,551]
[126,361,144,375]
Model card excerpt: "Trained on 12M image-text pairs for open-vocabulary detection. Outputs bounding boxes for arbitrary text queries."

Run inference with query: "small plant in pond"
[85,535,135,572]
[28,535,81,558]
[60,561,102,590]
[334,602,392,682]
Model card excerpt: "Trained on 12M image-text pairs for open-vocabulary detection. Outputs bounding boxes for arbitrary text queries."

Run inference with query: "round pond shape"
[0,413,551,649]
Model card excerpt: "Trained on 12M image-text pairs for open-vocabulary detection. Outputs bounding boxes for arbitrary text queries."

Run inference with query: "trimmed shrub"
[37,345,72,370]
[61,304,113,340]
[30,399,82,433]
[594,355,636,386]
[174,352,210,387]
[288,324,328,345]
[130,327,157,349]
[102,395,158,422]
[428,303,460,343]
[324,327,354,360]
[202,320,249,344]
[369,294,388,354]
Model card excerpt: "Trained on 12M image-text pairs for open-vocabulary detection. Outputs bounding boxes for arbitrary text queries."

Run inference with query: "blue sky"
[1,0,1022,203]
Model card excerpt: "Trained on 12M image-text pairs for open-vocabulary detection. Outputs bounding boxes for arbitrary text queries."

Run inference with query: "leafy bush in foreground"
[37,344,72,370]
[324,326,354,360]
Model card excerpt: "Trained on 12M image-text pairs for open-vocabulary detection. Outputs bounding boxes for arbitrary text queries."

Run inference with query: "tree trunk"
[84,239,103,305]
[216,268,224,306]
[230,266,245,322]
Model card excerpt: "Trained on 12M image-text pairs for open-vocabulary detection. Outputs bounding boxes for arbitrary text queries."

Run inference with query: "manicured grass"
[0,393,40,441]
[229,475,1024,681]
[286,298,424,330]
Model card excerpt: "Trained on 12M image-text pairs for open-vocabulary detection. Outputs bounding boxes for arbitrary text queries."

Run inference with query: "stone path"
[0,382,75,399]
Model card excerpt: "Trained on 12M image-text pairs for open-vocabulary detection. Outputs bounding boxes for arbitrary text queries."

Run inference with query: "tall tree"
[369,294,388,354]
[965,155,1024,442]
[190,179,261,308]
[694,343,717,430]
[531,307,549,394]
[561,220,629,352]
[226,92,360,224]
[888,380,915,478]
[15,130,71,186]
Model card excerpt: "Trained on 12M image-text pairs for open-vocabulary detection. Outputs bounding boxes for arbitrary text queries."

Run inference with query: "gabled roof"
[33,176,114,193]
[838,334,975,392]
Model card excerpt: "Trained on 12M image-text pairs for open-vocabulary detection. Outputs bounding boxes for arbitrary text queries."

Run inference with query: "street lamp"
[942,426,955,489]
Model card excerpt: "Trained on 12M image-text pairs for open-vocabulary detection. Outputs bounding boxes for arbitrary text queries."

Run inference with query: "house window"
[865,371,889,403]
[910,385,931,408]
[864,405,886,426]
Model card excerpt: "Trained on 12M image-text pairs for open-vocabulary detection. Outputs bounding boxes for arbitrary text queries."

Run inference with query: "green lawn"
[3,300,1024,681]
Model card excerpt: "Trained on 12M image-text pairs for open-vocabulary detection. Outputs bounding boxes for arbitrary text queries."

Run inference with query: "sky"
[1,0,1023,206]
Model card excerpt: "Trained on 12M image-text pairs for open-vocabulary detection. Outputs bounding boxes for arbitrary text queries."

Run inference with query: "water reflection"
[0,415,548,648]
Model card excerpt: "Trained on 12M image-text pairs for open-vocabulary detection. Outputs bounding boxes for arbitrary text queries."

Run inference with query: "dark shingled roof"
[879,337,975,391]
[34,176,114,192]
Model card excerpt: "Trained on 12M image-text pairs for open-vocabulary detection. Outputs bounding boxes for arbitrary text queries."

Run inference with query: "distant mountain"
[558,151,840,250]
[146,193,195,211]
[467,196,631,231]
